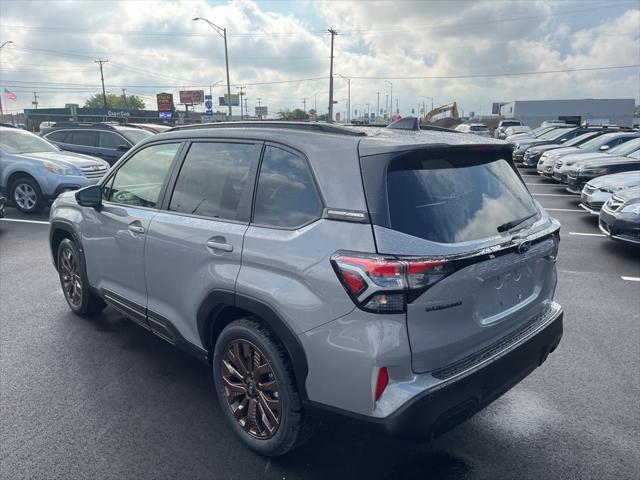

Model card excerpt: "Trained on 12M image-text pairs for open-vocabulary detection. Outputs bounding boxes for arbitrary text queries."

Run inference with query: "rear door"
[62,130,99,156]
[144,140,261,346]
[97,131,130,165]
[361,146,560,373]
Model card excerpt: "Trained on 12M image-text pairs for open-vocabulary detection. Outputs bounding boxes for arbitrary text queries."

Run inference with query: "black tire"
[10,176,45,214]
[57,238,106,316]
[213,318,315,456]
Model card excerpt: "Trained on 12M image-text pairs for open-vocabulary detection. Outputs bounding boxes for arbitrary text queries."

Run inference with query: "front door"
[82,142,182,318]
[144,140,261,347]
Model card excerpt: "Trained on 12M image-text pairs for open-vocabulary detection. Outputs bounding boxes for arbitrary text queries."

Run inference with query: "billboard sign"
[157,92,175,111]
[159,111,172,119]
[204,94,213,117]
[179,90,205,105]
[255,106,268,117]
[219,94,240,106]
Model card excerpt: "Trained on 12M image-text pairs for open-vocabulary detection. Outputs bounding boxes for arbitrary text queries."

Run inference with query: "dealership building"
[499,98,635,128]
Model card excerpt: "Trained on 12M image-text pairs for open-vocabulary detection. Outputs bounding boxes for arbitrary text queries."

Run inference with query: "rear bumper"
[306,304,563,441]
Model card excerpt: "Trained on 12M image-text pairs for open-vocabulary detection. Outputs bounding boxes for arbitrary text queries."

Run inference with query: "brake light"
[374,367,389,401]
[331,253,451,313]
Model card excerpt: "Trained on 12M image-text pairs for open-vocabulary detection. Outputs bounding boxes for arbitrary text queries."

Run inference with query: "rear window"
[501,121,520,127]
[470,125,488,131]
[386,156,539,243]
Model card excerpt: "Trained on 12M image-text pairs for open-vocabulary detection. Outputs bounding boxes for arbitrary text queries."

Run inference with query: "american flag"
[4,88,17,101]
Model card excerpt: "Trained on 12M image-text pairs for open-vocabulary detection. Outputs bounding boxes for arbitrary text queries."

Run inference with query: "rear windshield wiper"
[497,212,537,233]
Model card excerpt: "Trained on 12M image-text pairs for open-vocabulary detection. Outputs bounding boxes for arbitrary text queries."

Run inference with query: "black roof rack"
[168,121,366,137]
[48,121,126,130]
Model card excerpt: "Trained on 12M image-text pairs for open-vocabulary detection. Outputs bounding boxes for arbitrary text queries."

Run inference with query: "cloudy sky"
[0,0,638,118]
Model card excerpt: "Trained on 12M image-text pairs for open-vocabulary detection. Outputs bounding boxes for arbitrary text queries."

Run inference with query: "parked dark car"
[41,122,152,165]
[513,126,628,164]
[566,148,640,194]
[511,126,575,162]
[599,187,640,245]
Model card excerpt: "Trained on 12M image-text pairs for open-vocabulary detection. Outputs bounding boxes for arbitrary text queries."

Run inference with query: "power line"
[344,64,640,80]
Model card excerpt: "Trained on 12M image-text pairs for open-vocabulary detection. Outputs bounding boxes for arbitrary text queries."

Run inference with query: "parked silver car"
[599,187,640,245]
[454,123,491,137]
[579,171,640,214]
[0,126,109,213]
[49,121,563,456]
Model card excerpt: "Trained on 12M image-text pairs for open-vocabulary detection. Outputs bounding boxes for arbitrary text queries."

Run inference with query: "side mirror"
[116,144,130,152]
[599,145,610,151]
[559,138,567,143]
[75,185,102,208]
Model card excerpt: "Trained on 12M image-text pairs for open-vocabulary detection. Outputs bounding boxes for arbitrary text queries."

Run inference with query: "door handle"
[128,223,145,234]
[206,240,233,252]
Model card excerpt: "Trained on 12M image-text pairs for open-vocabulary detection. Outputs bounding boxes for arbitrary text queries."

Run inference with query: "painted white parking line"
[0,218,49,225]
[544,208,586,212]
[532,193,577,197]
[621,276,640,282]
[568,232,606,237]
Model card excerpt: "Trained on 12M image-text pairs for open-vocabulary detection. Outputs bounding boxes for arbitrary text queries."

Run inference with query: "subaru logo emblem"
[517,241,532,254]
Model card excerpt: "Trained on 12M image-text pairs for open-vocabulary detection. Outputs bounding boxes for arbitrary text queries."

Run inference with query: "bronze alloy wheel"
[221,339,281,439]
[59,247,82,307]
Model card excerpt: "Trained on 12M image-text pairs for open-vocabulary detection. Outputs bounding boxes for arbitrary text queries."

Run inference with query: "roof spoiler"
[386,117,420,131]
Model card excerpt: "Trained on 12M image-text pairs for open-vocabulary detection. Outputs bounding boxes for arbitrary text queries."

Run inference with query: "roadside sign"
[179,90,205,105]
[204,94,213,117]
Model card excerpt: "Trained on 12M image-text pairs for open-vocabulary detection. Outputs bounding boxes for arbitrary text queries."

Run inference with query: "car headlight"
[621,203,640,214]
[44,162,78,176]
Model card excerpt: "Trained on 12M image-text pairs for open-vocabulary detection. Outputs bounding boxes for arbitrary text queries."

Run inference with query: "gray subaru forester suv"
[49,120,563,456]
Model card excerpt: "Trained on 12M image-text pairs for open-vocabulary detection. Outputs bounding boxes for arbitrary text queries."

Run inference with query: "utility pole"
[376,92,380,122]
[121,88,128,109]
[396,98,399,116]
[327,28,337,123]
[314,93,317,112]
[95,59,109,117]
[302,97,307,113]
[32,92,39,109]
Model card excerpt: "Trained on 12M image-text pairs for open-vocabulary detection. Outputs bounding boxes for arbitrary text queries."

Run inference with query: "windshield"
[0,129,59,154]
[117,128,152,145]
[608,137,640,156]
[531,127,555,137]
[539,128,574,141]
[579,134,625,151]
[386,156,538,243]
[564,132,599,147]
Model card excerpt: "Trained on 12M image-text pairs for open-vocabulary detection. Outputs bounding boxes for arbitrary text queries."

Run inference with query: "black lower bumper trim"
[305,311,563,441]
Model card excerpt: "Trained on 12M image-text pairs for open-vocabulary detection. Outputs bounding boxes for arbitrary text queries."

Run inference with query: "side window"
[45,130,69,143]
[99,132,125,149]
[169,142,259,221]
[253,146,322,228]
[108,143,180,208]
[70,131,97,147]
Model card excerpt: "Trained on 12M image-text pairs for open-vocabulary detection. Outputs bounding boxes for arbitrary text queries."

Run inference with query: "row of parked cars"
[0,122,171,213]
[508,122,640,246]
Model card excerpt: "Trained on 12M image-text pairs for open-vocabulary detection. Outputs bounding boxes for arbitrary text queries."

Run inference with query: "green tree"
[84,93,145,110]
[276,108,309,121]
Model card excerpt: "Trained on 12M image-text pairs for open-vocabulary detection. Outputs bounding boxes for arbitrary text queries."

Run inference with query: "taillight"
[374,367,389,401]
[331,252,451,313]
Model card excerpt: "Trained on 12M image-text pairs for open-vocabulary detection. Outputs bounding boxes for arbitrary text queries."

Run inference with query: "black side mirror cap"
[75,185,102,208]
[116,144,130,151]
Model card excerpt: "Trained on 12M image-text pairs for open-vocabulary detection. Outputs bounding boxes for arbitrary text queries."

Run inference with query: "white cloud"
[0,0,637,118]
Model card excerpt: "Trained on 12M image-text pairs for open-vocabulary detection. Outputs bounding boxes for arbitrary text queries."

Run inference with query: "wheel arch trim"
[197,290,310,400]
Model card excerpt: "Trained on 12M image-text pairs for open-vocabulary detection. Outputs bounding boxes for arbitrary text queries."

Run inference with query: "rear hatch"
[359,145,560,374]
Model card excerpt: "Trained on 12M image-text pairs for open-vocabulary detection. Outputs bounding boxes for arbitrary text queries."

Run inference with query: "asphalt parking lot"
[1,170,639,480]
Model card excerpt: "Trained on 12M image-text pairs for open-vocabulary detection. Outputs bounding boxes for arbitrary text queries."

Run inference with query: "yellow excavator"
[424,102,459,122]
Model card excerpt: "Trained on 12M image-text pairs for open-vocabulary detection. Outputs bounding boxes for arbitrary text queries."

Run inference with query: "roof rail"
[168,121,366,137]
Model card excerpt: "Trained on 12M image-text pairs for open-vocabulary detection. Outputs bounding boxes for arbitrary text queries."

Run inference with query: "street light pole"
[385,80,393,121]
[327,28,338,123]
[193,17,232,118]
[335,74,350,123]
[0,41,14,120]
